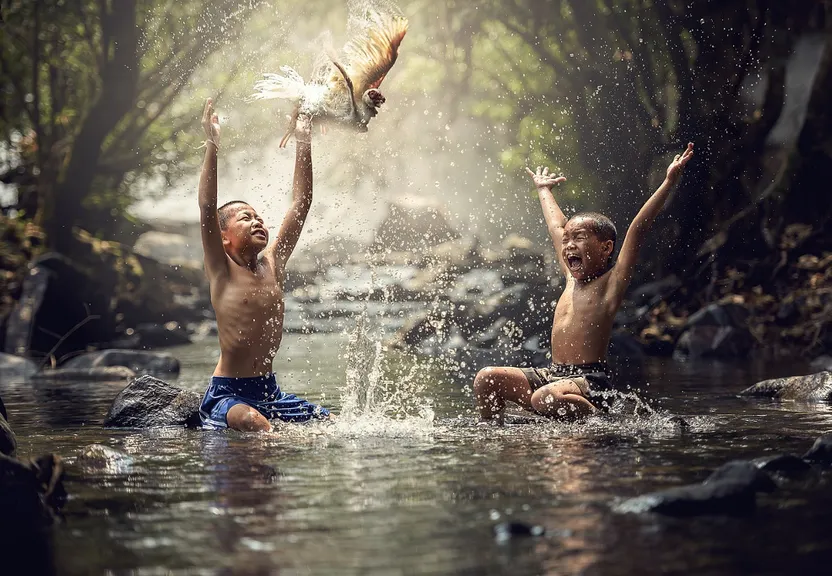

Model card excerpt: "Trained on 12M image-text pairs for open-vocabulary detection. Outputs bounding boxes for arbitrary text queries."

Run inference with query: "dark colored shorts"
[521,362,614,412]
[199,373,330,430]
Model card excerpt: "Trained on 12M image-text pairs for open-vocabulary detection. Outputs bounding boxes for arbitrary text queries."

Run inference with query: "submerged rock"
[31,366,136,382]
[0,352,38,379]
[810,355,832,372]
[739,371,832,401]
[674,325,753,360]
[104,375,202,428]
[76,444,134,474]
[753,454,813,477]
[63,349,180,375]
[802,433,832,466]
[616,460,775,517]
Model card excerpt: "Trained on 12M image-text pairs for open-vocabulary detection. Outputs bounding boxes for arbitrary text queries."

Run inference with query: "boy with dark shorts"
[474,144,694,422]
[196,98,330,432]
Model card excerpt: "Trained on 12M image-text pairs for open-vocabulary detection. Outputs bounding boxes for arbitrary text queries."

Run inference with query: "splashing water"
[333,313,435,438]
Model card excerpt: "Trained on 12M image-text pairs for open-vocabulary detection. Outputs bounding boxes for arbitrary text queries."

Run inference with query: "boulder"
[674,325,753,360]
[4,253,116,358]
[0,352,38,379]
[30,366,136,382]
[608,330,645,359]
[75,444,134,474]
[62,349,180,375]
[802,433,832,466]
[752,454,813,477]
[104,375,202,428]
[616,460,775,517]
[739,371,832,401]
[112,322,192,349]
[685,302,750,329]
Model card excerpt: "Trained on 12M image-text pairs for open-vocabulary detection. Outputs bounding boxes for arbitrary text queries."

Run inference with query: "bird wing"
[339,13,408,99]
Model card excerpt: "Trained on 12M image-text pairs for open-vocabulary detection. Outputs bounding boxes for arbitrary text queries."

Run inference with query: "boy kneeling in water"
[197,98,330,431]
[474,144,694,423]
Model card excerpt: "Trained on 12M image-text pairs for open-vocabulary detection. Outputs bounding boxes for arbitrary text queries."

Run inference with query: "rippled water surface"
[4,332,832,575]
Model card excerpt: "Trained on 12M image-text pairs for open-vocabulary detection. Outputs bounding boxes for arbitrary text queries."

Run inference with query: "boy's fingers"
[542,167,549,176]
[525,167,535,177]
[554,176,567,184]
[536,166,542,175]
[212,113,219,124]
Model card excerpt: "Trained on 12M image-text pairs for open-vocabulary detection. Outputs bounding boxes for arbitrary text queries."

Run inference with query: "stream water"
[3,326,832,575]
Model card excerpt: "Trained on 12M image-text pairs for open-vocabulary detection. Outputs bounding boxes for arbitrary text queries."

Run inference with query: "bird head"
[363,89,386,110]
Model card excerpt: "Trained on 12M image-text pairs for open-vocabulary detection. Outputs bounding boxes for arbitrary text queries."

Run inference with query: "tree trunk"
[40,1,139,252]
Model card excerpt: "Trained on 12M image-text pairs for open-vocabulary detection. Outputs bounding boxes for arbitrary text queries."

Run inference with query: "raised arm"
[268,114,313,271]
[610,143,694,296]
[526,166,568,275]
[198,98,229,282]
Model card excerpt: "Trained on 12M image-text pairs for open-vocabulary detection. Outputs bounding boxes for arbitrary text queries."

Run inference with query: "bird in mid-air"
[250,10,408,147]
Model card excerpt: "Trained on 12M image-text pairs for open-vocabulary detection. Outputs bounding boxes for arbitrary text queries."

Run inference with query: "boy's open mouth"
[566,254,583,270]
[253,229,267,240]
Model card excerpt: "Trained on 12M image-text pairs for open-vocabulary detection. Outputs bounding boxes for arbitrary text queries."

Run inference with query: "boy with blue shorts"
[196,98,329,431]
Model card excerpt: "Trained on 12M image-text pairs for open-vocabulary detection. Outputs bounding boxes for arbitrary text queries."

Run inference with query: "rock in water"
[616,460,775,517]
[0,452,66,527]
[104,375,202,428]
[739,371,832,401]
[76,444,134,474]
[802,433,832,466]
[752,454,813,478]
[0,352,38,379]
[31,366,136,382]
[63,349,180,375]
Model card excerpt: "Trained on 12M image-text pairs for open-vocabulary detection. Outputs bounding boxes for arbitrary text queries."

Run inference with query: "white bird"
[251,11,408,148]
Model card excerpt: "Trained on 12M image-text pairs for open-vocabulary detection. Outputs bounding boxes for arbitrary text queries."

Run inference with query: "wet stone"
[802,433,832,466]
[63,349,180,376]
[752,454,813,478]
[76,444,134,474]
[739,371,832,401]
[31,366,136,382]
[104,375,202,429]
[0,352,38,379]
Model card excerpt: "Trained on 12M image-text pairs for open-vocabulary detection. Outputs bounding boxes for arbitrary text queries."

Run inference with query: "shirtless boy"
[197,98,330,432]
[474,143,694,422]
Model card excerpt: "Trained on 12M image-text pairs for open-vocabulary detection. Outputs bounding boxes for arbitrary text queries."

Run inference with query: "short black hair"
[217,200,251,230]
[569,212,617,248]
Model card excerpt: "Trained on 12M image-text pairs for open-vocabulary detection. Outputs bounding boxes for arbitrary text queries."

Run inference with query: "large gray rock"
[133,231,201,267]
[63,349,180,375]
[616,461,775,517]
[104,375,202,428]
[31,366,136,382]
[674,302,754,360]
[739,371,832,401]
[0,352,38,379]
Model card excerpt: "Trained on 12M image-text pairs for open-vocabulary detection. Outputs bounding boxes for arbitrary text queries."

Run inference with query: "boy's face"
[222,204,269,255]
[562,217,613,280]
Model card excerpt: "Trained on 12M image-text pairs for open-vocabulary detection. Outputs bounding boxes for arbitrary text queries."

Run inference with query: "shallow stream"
[3,329,832,575]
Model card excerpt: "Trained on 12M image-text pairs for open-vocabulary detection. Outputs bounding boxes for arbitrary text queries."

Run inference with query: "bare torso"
[550,269,618,365]
[211,256,284,377]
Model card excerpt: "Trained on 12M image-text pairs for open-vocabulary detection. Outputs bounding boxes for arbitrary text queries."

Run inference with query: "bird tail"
[249,66,306,101]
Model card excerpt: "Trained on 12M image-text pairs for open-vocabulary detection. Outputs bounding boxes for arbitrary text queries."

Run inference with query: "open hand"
[665,143,694,185]
[201,98,220,149]
[525,166,566,190]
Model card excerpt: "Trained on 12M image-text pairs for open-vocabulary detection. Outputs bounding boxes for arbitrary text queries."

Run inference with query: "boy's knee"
[228,405,271,432]
[473,367,497,390]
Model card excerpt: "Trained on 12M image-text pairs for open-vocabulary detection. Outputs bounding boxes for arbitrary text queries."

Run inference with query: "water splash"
[333,313,434,438]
